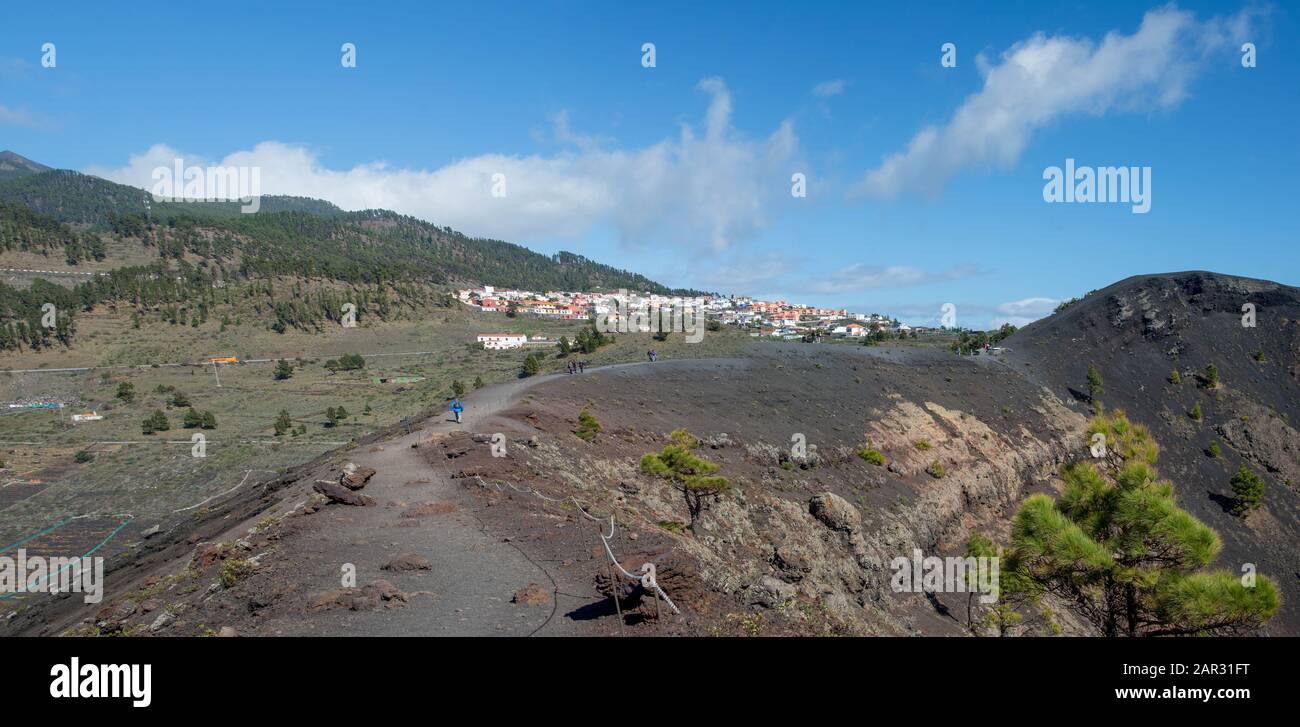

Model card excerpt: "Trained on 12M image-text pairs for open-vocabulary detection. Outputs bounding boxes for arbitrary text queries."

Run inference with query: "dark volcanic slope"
[1006,271,1300,633]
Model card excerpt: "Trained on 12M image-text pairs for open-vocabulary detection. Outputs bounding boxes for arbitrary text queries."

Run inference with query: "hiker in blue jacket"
[450,398,464,423]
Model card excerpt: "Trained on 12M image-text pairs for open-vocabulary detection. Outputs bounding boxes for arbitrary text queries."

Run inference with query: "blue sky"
[1,1,1296,327]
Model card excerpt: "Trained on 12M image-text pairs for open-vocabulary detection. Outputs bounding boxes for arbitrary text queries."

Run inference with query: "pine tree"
[1230,465,1265,517]
[274,359,293,380]
[200,411,217,429]
[1086,363,1103,399]
[521,353,541,377]
[141,409,169,435]
[116,381,135,403]
[640,429,729,526]
[1003,412,1278,636]
[183,407,203,428]
[473,375,485,389]
[274,410,292,436]
[451,379,466,397]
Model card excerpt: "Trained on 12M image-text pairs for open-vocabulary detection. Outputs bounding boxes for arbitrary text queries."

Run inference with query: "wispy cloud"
[812,79,847,98]
[993,296,1059,327]
[0,104,39,127]
[88,78,800,252]
[854,5,1257,199]
[806,263,984,293]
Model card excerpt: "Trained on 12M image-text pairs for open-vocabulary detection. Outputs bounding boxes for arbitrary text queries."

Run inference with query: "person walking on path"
[450,398,464,423]
[578,361,586,373]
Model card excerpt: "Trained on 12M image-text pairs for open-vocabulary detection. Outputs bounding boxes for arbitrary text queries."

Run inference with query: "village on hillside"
[459,285,928,349]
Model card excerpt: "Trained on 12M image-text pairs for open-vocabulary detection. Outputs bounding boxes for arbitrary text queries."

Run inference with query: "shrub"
[574,408,602,442]
[857,446,886,466]
[220,559,251,588]
[274,410,292,436]
[914,439,932,451]
[926,461,946,478]
[74,450,93,463]
[1208,441,1222,458]
[324,353,366,373]
[1169,370,1181,384]
[1202,363,1220,388]
[1189,403,1203,421]
[141,409,169,435]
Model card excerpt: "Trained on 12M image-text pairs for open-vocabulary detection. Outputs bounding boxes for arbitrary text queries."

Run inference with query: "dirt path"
[248,365,656,637]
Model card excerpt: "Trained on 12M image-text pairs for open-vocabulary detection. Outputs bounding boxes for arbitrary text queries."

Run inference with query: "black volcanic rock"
[1007,271,1300,634]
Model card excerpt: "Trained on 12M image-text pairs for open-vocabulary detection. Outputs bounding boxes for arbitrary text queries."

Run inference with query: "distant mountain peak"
[0,151,52,181]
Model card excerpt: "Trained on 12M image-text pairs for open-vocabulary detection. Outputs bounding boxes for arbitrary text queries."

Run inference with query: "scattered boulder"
[139,598,162,614]
[382,553,432,572]
[340,466,377,490]
[513,583,551,606]
[703,432,733,449]
[148,611,174,633]
[141,524,162,539]
[309,580,409,612]
[313,481,375,506]
[749,575,797,608]
[217,626,238,637]
[809,492,860,532]
[94,601,137,626]
[190,543,223,570]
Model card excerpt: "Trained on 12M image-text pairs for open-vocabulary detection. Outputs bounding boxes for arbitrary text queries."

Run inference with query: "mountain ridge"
[0,154,705,297]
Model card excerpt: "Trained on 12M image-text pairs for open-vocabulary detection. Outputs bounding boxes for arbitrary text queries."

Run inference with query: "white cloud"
[87,78,798,252]
[993,296,1059,327]
[855,5,1256,199]
[807,263,982,293]
[997,296,1059,316]
[812,79,847,98]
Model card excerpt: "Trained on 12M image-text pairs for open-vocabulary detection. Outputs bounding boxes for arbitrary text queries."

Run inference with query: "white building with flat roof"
[476,333,528,350]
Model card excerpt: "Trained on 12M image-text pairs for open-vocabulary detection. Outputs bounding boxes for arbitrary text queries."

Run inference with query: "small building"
[71,411,103,423]
[476,333,528,350]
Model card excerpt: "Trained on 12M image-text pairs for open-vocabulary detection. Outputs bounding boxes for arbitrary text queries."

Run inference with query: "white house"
[71,411,104,423]
[476,333,528,350]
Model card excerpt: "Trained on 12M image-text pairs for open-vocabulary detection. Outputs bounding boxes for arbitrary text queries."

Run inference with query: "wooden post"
[609,561,625,637]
